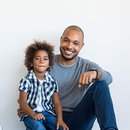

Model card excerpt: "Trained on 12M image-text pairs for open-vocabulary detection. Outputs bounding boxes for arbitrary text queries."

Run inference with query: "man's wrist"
[89,69,98,80]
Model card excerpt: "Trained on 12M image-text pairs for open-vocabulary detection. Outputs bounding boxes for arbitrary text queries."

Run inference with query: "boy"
[18,40,69,130]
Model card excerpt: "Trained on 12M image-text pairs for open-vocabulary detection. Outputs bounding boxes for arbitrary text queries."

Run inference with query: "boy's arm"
[52,92,63,121]
[19,91,45,120]
[53,92,69,130]
[19,91,36,118]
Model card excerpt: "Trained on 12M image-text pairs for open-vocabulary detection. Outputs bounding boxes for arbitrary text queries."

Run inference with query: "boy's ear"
[30,63,33,67]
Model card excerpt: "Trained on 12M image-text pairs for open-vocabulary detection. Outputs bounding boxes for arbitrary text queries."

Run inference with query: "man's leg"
[93,81,118,130]
[63,81,118,130]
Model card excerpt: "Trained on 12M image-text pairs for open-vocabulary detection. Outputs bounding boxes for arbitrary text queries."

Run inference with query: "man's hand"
[79,71,97,87]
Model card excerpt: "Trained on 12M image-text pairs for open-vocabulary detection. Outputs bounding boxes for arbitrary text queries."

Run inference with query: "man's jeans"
[63,81,118,130]
[24,111,62,130]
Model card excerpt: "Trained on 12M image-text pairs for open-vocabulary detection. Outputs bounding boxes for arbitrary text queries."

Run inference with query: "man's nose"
[66,42,73,49]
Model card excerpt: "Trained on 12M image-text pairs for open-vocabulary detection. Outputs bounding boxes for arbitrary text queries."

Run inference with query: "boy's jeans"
[24,111,62,130]
[63,81,118,130]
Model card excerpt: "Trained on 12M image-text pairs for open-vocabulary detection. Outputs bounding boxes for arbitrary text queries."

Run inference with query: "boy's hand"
[32,113,45,120]
[56,119,69,130]
[17,108,26,117]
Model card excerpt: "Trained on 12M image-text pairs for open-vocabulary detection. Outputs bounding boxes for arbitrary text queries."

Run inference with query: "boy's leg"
[63,81,118,130]
[23,116,46,130]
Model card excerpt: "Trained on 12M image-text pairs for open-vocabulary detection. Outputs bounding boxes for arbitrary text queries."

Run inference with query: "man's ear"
[82,42,85,47]
[81,42,84,48]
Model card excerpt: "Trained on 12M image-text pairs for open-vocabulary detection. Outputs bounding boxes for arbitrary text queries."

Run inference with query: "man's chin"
[60,49,77,61]
[61,54,76,61]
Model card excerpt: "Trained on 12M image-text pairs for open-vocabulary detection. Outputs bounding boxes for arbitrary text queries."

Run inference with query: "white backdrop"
[0,0,130,130]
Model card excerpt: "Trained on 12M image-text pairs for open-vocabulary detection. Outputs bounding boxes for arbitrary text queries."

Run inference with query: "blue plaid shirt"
[19,70,58,119]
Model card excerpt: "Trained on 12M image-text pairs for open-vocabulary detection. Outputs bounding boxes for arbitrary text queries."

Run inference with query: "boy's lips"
[38,64,46,67]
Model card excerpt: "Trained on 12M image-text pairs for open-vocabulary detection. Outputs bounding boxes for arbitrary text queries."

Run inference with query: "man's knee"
[93,81,109,91]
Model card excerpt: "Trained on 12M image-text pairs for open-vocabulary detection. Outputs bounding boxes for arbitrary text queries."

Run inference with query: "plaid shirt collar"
[26,70,52,83]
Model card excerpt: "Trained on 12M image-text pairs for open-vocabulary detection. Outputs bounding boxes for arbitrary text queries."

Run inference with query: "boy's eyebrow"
[44,56,49,58]
[35,55,49,58]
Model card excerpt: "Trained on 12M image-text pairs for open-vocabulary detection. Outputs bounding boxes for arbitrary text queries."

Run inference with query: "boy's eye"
[35,57,40,60]
[44,58,49,60]
[34,57,49,61]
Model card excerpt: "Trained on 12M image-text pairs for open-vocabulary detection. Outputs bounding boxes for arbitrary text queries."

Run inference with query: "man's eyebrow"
[63,37,69,39]
[63,37,80,43]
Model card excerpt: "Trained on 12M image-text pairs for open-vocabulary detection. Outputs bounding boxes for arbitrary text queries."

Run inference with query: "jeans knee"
[94,81,109,91]
[24,118,46,130]
[35,124,46,130]
[92,81,110,99]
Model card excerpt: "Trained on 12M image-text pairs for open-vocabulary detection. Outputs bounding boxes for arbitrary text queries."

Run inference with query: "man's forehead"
[62,29,83,41]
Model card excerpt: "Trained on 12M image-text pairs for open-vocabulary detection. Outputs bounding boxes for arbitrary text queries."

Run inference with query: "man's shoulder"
[53,54,60,64]
[54,54,59,59]
[76,56,91,63]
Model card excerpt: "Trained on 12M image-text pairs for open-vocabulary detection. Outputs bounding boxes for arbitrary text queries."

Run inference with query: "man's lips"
[64,49,73,55]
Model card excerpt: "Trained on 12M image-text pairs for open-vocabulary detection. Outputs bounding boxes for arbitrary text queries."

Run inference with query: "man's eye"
[73,42,79,45]
[63,39,69,42]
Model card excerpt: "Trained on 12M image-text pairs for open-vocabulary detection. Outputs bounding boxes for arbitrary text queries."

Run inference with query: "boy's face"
[31,50,49,73]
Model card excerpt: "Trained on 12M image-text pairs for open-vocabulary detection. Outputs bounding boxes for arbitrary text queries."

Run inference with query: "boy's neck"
[34,71,45,80]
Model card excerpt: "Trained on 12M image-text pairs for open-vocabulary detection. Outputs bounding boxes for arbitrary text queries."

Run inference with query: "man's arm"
[82,59,113,85]
[79,69,112,87]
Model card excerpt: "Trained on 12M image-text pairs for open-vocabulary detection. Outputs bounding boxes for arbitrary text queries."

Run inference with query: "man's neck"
[59,55,76,66]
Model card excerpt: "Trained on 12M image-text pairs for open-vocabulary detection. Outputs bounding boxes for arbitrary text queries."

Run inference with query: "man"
[18,25,118,130]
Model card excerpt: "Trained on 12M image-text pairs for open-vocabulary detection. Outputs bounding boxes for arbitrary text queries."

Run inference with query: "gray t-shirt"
[50,54,112,111]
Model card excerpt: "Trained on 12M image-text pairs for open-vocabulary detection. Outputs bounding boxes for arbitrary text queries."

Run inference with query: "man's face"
[60,28,84,61]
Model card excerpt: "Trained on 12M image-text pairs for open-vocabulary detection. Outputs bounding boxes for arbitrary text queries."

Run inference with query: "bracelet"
[89,69,98,80]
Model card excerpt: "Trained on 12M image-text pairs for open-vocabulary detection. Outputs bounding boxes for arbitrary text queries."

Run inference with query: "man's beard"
[60,47,78,61]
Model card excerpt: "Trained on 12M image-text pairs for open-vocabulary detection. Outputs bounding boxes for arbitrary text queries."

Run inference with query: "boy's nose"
[40,59,44,62]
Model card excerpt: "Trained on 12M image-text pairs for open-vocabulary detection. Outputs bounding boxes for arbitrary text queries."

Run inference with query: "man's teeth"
[65,50,72,55]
